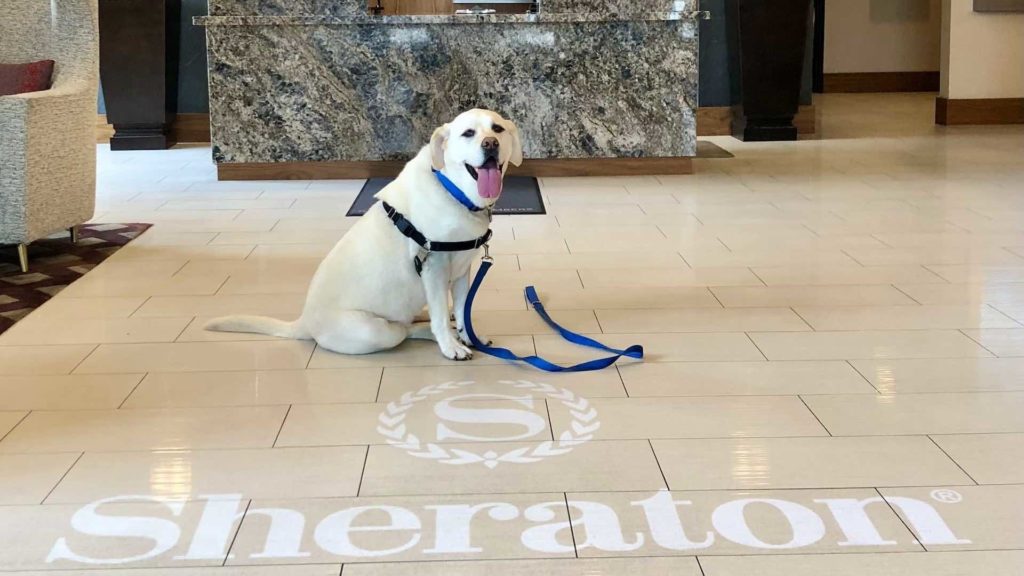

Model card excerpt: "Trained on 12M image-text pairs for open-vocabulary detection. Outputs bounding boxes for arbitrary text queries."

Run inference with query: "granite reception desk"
[198,0,706,178]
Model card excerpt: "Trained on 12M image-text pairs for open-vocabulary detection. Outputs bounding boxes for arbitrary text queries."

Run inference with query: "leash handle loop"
[463,259,644,373]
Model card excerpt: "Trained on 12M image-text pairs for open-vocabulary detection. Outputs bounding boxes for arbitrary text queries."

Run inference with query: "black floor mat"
[347,176,545,217]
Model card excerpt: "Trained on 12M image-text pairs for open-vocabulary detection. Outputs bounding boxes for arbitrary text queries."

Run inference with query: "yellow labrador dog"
[206,109,523,360]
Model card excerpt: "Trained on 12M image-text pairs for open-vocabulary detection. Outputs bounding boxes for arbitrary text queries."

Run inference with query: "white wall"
[941,0,1024,99]
[825,0,942,73]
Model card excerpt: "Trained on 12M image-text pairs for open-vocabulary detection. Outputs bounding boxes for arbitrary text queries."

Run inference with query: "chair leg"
[69,225,79,244]
[17,244,29,273]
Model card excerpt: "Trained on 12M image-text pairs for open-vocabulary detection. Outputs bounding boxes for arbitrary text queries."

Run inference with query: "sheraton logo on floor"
[47,490,970,565]
[377,380,600,468]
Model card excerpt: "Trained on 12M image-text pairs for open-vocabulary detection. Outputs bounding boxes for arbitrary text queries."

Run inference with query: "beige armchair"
[0,0,99,272]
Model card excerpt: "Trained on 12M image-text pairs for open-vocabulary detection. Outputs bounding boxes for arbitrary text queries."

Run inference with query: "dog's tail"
[204,315,311,340]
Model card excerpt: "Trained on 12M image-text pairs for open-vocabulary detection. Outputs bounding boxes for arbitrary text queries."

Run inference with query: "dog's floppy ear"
[507,120,524,167]
[430,123,450,170]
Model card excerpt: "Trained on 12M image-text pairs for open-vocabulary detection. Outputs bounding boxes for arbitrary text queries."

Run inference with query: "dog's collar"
[432,168,485,212]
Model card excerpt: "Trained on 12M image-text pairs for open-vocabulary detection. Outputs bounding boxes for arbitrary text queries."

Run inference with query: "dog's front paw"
[458,328,492,348]
[440,338,474,361]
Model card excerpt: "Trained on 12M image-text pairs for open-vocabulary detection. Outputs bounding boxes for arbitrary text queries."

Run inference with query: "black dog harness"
[381,201,492,276]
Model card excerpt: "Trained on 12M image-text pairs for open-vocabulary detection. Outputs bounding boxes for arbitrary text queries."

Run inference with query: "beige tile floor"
[1,93,1023,573]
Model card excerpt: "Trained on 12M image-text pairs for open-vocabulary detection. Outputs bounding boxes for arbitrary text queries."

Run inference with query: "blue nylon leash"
[463,258,644,372]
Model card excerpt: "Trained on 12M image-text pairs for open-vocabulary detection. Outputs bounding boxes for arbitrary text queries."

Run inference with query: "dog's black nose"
[482,137,499,155]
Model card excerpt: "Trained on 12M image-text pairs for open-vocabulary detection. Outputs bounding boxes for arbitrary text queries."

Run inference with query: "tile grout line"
[562,492,579,559]
[844,360,884,394]
[591,309,604,334]
[918,264,951,283]
[890,283,924,305]
[66,344,101,375]
[173,316,198,343]
[872,487,928,552]
[788,306,816,331]
[544,399,555,441]
[374,368,385,403]
[743,332,770,361]
[271,404,293,448]
[116,373,149,409]
[984,303,1024,328]
[706,287,726,307]
[746,267,769,287]
[614,364,630,398]
[648,438,671,491]
[926,434,980,486]
[305,343,318,369]
[39,451,85,504]
[222,499,253,566]
[958,328,1000,357]
[839,248,866,267]
[797,394,833,437]
[355,445,371,497]
[0,410,32,446]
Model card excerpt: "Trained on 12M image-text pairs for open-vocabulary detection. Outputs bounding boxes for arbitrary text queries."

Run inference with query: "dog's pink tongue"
[477,167,503,199]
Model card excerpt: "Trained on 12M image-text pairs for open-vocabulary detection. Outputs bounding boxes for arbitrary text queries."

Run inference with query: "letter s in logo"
[47,495,183,565]
[434,393,547,442]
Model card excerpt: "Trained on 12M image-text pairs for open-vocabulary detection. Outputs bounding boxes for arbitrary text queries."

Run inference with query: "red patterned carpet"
[0,223,151,335]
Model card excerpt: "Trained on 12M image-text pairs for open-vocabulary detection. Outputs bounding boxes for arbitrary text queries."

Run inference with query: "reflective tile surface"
[1,94,1022,573]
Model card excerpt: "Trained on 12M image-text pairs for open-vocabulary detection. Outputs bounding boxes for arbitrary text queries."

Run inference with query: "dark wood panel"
[698,105,816,136]
[936,97,1024,125]
[99,0,180,150]
[823,72,940,93]
[218,157,694,180]
[697,107,733,136]
[171,113,212,143]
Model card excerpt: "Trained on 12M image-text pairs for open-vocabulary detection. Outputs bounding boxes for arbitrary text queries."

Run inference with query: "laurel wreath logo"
[376,380,600,469]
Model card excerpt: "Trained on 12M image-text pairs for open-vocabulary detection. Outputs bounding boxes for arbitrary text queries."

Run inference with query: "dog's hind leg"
[311,310,411,355]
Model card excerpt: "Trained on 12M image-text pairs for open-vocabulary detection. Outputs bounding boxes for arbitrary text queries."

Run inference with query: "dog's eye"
[492,124,505,133]
[461,129,476,138]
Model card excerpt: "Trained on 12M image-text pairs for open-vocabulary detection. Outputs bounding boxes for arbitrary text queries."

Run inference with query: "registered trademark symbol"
[930,489,963,503]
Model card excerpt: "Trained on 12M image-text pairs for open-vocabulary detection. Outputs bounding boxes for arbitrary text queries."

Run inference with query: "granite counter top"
[196,11,710,25]
[201,0,703,164]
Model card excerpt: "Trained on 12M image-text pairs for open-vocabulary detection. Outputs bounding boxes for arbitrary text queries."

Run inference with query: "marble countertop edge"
[194,11,711,26]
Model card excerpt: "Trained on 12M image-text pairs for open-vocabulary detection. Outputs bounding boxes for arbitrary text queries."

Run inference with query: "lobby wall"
[936,0,1024,124]
[825,0,942,74]
[941,0,1024,99]
[821,0,942,92]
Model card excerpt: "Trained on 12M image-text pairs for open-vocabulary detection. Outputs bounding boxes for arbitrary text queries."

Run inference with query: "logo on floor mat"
[376,380,599,468]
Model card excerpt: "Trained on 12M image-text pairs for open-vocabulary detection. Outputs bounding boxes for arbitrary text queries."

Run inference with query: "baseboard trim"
[217,157,694,180]
[96,113,211,144]
[696,105,816,136]
[822,71,940,93]
[936,97,1024,125]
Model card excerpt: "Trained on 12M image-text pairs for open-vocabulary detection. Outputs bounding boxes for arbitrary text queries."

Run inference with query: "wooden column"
[99,0,180,150]
[726,0,812,141]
